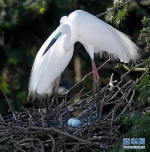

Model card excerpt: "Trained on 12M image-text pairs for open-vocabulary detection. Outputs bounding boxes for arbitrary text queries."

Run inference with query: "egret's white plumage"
[29,31,73,97]
[28,10,140,97]
[61,10,140,62]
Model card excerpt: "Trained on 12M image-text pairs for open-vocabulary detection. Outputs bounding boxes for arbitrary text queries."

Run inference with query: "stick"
[96,0,133,17]
[0,87,17,121]
[65,59,110,95]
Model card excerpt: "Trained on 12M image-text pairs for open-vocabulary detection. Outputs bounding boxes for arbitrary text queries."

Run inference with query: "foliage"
[0,0,64,110]
[106,1,150,151]
[123,116,132,126]
[0,136,23,152]
[105,0,130,26]
[139,16,150,52]
[138,68,150,104]
[110,112,150,152]
[138,16,150,104]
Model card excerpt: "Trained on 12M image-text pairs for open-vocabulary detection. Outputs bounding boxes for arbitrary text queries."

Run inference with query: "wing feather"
[29,34,73,98]
[70,10,140,63]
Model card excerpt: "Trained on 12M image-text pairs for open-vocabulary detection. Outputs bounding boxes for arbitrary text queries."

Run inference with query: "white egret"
[28,10,140,123]
[28,21,74,126]
[28,30,73,96]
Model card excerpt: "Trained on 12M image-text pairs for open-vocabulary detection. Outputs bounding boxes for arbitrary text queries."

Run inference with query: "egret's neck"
[63,25,75,51]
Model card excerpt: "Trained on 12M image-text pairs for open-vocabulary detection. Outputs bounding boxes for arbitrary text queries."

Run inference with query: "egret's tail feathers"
[116,29,140,63]
[107,26,141,63]
[95,21,141,63]
[28,90,53,102]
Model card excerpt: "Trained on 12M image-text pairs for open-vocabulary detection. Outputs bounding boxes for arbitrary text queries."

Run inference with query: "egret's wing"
[71,10,140,63]
[29,34,74,97]
[29,30,58,86]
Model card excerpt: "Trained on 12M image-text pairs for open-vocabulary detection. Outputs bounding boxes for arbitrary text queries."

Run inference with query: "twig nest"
[68,118,82,127]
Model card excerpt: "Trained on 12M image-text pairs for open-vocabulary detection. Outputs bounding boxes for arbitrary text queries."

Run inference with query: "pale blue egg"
[71,119,82,127]
[68,118,75,126]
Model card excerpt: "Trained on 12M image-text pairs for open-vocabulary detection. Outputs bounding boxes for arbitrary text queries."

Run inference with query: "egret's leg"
[89,83,96,122]
[91,59,100,81]
[45,94,51,127]
[54,92,63,126]
[93,60,101,119]
[89,59,101,122]
[84,44,100,122]
[54,76,63,127]
[96,78,100,119]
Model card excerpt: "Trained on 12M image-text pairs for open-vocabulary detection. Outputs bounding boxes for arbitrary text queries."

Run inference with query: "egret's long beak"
[42,33,61,56]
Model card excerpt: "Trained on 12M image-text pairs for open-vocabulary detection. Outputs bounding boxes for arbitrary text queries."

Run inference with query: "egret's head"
[42,23,71,56]
[60,16,68,25]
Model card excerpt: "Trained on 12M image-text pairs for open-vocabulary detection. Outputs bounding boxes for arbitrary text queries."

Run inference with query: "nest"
[0,61,148,152]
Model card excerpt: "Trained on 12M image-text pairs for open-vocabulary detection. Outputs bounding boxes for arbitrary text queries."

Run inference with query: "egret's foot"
[88,116,98,123]
[88,115,104,123]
